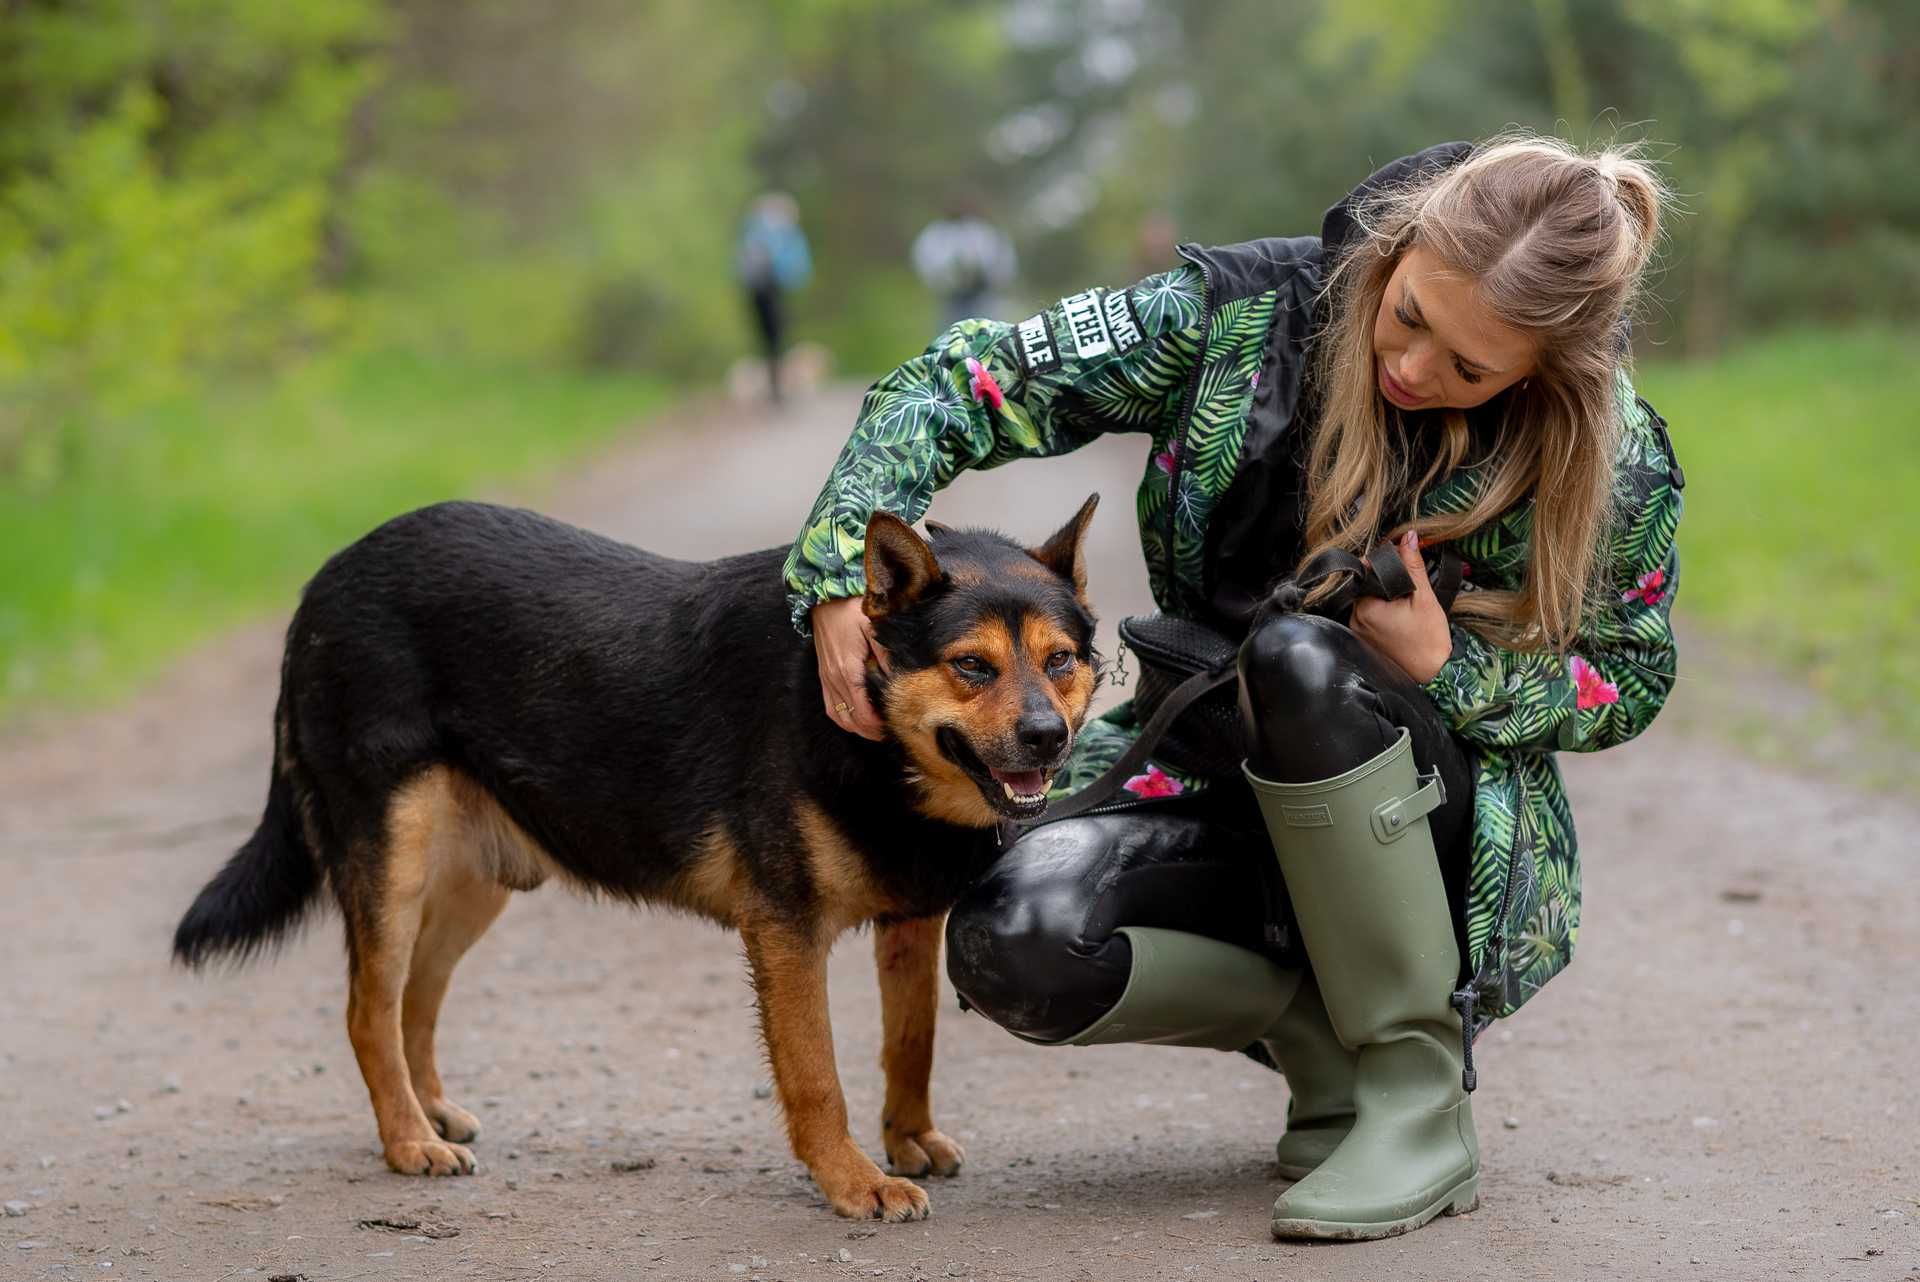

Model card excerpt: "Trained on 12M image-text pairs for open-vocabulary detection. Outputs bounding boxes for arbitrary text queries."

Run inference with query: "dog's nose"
[1015,712,1068,759]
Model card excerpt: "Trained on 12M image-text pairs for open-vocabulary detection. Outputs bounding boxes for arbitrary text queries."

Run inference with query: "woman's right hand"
[812,596,890,740]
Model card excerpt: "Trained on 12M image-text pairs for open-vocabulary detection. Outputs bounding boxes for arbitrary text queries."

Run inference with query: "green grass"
[1635,327,1920,749]
[0,351,667,721]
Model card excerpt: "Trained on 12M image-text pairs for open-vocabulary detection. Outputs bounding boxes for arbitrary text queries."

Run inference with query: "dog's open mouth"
[936,728,1059,820]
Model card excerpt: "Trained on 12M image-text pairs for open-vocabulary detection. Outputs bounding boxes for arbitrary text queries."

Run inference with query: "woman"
[783,136,1683,1240]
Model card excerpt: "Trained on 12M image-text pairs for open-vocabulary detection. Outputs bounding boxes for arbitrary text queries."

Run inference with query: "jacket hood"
[1319,141,1473,260]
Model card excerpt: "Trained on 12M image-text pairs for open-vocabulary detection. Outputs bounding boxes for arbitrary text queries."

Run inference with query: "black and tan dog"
[172,495,1100,1221]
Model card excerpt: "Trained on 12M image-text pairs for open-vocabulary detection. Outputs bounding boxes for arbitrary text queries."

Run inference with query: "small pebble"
[504,1177,520,1191]
[837,1247,853,1262]
[752,1083,772,1100]
[1690,1258,1702,1265]
[729,1266,748,1276]
[115,1098,132,1114]
[160,1074,181,1095]
[1503,1116,1520,1130]
[93,1106,115,1121]
[2,1202,28,1218]
[751,1257,768,1269]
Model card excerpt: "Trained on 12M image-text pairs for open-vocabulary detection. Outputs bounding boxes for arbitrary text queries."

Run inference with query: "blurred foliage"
[3,0,1915,483]
[1635,328,1920,749]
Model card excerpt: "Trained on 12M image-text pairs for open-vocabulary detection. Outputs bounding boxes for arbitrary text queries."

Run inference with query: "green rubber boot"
[1060,926,1301,1050]
[1245,728,1480,1241]
[1261,972,1357,1180]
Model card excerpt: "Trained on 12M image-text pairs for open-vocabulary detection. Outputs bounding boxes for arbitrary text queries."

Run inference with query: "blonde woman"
[786,137,1682,1239]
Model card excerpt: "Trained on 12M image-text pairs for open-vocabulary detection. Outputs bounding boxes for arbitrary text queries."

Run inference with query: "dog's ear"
[864,512,944,618]
[1027,493,1099,598]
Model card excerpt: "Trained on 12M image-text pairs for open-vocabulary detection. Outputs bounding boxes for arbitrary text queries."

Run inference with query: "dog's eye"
[1045,650,1076,675]
[951,656,993,680]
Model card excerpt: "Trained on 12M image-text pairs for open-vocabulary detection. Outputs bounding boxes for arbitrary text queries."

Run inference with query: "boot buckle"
[1370,769,1447,844]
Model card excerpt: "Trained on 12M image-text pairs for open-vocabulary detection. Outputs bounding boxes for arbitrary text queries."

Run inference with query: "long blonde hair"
[1302,134,1665,651]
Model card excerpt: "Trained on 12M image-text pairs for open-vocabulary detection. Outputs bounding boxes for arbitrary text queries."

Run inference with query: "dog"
[172,494,1101,1221]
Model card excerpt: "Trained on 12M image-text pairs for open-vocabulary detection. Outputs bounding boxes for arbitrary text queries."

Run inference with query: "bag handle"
[1265,539,1462,620]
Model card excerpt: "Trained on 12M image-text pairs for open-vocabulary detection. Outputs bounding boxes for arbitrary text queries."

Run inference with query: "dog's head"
[863,494,1102,827]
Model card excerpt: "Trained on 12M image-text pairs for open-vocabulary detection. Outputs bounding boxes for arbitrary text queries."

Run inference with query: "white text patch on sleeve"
[1016,310,1061,377]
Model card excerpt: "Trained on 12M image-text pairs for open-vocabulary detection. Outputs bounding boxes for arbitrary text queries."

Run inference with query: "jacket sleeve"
[1420,382,1684,754]
[783,265,1208,632]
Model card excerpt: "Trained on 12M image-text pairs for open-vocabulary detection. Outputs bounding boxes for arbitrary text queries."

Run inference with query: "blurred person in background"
[787,136,1682,1242]
[736,191,813,403]
[911,196,1020,329]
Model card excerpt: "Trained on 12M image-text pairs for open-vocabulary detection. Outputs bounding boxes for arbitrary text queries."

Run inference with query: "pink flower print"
[1154,439,1180,474]
[1569,655,1619,710]
[1621,566,1666,607]
[964,356,1004,409]
[1250,369,1261,390]
[1122,764,1185,799]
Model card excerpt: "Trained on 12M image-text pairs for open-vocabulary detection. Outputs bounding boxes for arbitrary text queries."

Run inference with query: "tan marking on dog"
[441,769,561,892]
[741,916,931,1222]
[875,917,965,1179]
[343,766,587,1177]
[674,828,750,925]
[345,772,476,1177]
[882,667,1001,827]
[796,800,889,934]
[1019,612,1096,730]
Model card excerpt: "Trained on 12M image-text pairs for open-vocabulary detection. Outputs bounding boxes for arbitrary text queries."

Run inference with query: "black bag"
[1031,541,1462,828]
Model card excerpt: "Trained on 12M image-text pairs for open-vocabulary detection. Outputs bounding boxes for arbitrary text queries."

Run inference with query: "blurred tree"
[0,0,386,484]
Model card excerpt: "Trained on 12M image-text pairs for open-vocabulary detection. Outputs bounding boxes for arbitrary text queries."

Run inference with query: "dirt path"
[3,389,1915,1282]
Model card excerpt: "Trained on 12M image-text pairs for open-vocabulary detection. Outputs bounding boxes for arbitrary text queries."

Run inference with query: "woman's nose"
[1399,341,1432,388]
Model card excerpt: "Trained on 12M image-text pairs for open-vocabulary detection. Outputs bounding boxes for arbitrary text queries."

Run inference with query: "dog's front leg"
[742,917,932,1221]
[874,915,965,1178]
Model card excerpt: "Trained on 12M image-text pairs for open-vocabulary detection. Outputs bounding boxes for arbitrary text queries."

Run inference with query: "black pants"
[747,285,785,397]
[944,613,1476,1044]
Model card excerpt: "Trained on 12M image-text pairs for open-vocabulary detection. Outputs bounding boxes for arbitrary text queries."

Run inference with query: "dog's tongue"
[989,767,1047,795]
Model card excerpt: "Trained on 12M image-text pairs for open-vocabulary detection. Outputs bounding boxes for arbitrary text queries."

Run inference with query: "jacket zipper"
[1162,245,1214,595]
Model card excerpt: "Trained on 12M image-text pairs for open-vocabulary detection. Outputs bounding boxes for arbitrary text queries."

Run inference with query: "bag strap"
[1002,658,1238,842]
[1002,536,1463,844]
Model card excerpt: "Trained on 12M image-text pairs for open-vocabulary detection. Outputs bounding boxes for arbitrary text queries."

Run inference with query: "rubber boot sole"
[1269,1173,1480,1241]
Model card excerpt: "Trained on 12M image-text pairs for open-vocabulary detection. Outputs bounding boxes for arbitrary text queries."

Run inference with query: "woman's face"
[1371,246,1538,412]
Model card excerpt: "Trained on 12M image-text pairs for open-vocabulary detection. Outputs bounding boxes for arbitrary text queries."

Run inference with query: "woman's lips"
[1379,362,1428,409]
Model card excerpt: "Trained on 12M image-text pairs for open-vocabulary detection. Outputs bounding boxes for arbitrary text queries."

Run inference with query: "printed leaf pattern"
[786,269,1683,1024]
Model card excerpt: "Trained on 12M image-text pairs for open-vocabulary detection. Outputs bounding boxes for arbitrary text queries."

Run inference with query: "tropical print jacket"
[783,146,1684,1021]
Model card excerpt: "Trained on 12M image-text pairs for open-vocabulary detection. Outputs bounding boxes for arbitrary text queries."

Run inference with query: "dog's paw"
[384,1138,477,1177]
[830,1173,931,1222]
[421,1097,481,1144]
[813,1142,932,1222]
[885,1128,965,1178]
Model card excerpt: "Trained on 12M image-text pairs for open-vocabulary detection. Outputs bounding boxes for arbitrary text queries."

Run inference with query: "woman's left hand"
[1351,530,1455,684]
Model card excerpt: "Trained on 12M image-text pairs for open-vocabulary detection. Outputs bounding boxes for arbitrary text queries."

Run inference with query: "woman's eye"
[1394,304,1417,328]
[1453,358,1483,385]
[1046,650,1075,674]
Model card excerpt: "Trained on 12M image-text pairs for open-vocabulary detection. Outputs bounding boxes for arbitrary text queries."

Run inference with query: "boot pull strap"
[1370,768,1447,844]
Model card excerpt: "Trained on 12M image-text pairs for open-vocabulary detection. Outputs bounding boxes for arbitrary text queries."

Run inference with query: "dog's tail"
[173,689,323,970]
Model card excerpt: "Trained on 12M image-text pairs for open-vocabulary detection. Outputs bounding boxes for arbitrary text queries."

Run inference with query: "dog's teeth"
[1002,781,1016,799]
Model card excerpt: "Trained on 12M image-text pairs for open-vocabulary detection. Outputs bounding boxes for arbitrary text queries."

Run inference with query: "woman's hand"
[812,596,891,740]
[1351,530,1455,685]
